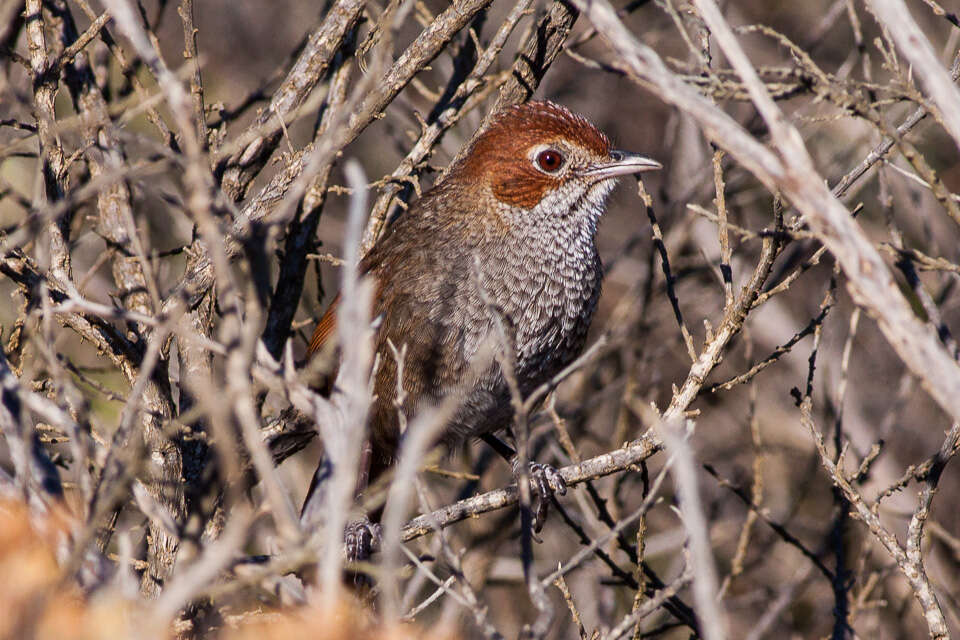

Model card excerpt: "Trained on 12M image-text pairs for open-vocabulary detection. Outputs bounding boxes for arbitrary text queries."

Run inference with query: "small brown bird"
[302,101,660,555]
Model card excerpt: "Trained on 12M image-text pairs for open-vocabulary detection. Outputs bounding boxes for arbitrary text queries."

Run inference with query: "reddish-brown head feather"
[456,101,611,208]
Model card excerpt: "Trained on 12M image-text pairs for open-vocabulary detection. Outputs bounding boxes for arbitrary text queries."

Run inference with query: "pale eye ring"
[535,149,564,173]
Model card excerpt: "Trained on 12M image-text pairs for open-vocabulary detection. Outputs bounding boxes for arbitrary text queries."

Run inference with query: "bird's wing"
[305,240,387,357]
[307,292,340,356]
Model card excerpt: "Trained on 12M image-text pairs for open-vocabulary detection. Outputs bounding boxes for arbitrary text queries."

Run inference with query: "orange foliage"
[0,498,130,640]
[0,499,456,640]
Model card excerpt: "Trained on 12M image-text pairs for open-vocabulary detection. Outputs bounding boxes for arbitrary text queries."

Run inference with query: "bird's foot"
[513,460,567,533]
[345,517,383,563]
[343,517,382,590]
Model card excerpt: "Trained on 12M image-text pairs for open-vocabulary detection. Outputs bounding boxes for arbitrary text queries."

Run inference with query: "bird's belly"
[440,385,514,445]
[439,278,599,445]
[515,273,599,387]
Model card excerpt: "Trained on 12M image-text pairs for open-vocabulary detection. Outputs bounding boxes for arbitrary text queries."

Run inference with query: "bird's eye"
[535,149,564,173]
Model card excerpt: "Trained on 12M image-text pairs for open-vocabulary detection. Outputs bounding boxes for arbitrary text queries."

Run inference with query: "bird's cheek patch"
[491,172,557,209]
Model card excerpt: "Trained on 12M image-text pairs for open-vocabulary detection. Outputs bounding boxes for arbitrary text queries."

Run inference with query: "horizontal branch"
[401,436,661,542]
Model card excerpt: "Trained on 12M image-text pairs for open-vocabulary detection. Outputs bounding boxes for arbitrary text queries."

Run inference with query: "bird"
[301,100,661,558]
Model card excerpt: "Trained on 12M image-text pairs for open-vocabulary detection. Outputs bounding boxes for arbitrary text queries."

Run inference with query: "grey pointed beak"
[582,150,662,180]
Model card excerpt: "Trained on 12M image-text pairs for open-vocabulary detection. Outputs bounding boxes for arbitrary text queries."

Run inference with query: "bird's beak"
[582,150,662,181]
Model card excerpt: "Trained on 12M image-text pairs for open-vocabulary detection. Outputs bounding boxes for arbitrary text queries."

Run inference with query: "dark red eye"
[536,149,564,172]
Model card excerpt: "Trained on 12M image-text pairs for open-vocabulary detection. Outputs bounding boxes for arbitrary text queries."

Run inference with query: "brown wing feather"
[306,240,388,359]
[306,244,385,357]
[304,205,476,465]
[307,292,341,356]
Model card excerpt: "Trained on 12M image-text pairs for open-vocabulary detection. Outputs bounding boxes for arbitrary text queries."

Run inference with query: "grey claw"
[515,461,567,533]
[345,518,383,563]
[541,463,567,496]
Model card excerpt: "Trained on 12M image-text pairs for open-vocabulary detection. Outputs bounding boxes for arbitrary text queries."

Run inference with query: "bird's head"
[453,101,661,230]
